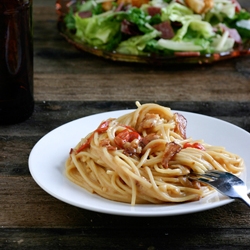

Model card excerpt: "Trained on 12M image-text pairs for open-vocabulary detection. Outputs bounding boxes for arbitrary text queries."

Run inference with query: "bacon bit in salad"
[218,24,242,44]
[121,20,142,36]
[171,21,183,28]
[162,142,182,168]
[78,11,92,19]
[76,120,110,153]
[115,2,125,12]
[174,113,187,139]
[185,0,213,14]
[153,21,175,39]
[147,6,161,17]
[232,0,242,13]
[227,29,242,44]
[183,142,206,151]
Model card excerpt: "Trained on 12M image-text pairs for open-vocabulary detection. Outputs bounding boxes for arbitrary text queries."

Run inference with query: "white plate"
[29,110,250,216]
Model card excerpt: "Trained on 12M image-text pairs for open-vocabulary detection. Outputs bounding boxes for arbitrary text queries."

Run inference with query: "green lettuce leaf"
[116,30,160,55]
[211,32,235,52]
[157,39,206,51]
[125,8,153,34]
[64,7,76,30]
[225,10,250,39]
[74,11,123,50]
[205,0,236,24]
[173,18,215,43]
[161,2,194,23]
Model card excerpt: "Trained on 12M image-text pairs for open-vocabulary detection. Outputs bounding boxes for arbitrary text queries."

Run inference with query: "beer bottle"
[0,0,34,125]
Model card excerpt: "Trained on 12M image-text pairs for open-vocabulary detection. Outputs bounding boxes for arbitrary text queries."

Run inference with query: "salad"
[63,0,250,56]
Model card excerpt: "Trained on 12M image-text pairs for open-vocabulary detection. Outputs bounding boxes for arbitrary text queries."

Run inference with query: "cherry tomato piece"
[114,129,141,149]
[183,142,205,151]
[77,120,110,153]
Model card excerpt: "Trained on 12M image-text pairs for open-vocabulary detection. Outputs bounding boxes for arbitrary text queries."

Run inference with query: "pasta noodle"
[65,102,244,204]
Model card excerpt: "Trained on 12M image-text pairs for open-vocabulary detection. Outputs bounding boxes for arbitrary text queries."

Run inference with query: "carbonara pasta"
[65,102,244,204]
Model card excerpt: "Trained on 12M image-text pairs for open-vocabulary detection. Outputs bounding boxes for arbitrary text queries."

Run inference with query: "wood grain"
[1,1,250,249]
[1,101,250,231]
[33,1,250,102]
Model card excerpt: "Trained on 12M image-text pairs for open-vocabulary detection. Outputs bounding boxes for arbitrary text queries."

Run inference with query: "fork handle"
[239,193,250,207]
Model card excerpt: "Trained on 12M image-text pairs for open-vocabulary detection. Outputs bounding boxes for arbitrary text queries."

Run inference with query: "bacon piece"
[123,145,137,156]
[228,29,242,43]
[100,139,117,151]
[232,0,241,12]
[139,133,160,148]
[153,21,175,39]
[138,113,163,133]
[121,19,142,36]
[147,6,161,16]
[162,142,182,168]
[115,2,124,12]
[123,139,142,156]
[78,11,92,18]
[174,113,187,139]
[218,24,242,44]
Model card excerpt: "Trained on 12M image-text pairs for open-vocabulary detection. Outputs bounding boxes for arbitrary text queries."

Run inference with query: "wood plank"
[1,227,250,249]
[32,1,250,102]
[1,101,250,229]
[33,63,250,101]
[0,176,250,228]
[1,0,250,247]
[0,101,249,137]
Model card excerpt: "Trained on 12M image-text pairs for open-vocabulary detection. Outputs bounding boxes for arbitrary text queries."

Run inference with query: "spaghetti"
[65,102,244,204]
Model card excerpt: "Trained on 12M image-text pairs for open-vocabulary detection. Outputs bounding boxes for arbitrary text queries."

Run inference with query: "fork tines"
[189,170,224,182]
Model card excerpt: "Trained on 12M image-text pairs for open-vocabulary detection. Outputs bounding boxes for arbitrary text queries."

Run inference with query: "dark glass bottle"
[0,0,34,125]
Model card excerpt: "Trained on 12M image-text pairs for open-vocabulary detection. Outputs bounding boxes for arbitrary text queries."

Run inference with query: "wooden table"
[1,0,250,249]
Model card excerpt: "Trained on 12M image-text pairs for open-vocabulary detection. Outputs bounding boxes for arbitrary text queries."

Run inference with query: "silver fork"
[189,170,250,207]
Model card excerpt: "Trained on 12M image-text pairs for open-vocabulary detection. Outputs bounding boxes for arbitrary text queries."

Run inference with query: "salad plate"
[29,109,250,216]
[56,0,250,64]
